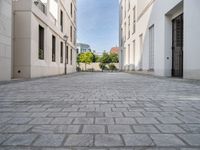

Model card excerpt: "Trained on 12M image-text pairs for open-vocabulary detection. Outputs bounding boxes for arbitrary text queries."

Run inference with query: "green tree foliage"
[100,52,111,64]
[108,63,117,71]
[110,53,119,63]
[99,63,107,72]
[79,52,94,70]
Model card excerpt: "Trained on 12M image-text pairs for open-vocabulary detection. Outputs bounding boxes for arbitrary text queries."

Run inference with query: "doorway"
[172,14,183,77]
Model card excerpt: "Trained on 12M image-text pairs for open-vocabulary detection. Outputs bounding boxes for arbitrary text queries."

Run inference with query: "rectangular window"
[70,49,73,65]
[128,44,130,65]
[70,26,73,42]
[52,35,56,62]
[133,40,135,66]
[149,25,154,70]
[66,46,69,64]
[60,42,63,63]
[124,0,126,18]
[124,23,126,41]
[133,7,136,34]
[70,3,73,17]
[38,25,44,60]
[60,10,63,32]
[128,16,130,39]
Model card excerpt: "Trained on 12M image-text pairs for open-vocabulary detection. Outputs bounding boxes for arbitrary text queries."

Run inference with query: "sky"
[77,0,119,53]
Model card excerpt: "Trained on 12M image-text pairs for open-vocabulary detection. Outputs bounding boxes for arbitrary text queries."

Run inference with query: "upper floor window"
[60,42,63,63]
[52,35,56,62]
[38,25,44,60]
[70,26,73,42]
[71,3,73,18]
[133,7,136,34]
[60,10,63,32]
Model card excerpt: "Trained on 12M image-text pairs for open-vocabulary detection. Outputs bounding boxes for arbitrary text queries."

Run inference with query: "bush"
[99,63,107,72]
[108,64,117,71]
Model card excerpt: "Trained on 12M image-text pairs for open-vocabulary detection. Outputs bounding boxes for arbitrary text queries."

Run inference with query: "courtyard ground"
[0,72,200,150]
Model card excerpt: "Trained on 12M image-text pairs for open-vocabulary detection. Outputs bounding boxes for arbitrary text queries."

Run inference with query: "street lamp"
[64,34,68,75]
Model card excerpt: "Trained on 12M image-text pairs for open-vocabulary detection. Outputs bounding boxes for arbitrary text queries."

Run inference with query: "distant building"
[110,47,119,54]
[76,43,91,54]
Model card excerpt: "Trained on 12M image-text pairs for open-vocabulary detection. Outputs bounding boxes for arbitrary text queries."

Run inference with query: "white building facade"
[0,0,12,81]
[12,0,77,79]
[76,43,91,54]
[119,0,200,79]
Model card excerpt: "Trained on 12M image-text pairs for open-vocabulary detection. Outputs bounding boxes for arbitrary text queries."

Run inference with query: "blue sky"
[77,0,119,53]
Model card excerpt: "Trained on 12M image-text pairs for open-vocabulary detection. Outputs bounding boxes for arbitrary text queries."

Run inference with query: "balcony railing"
[34,0,47,14]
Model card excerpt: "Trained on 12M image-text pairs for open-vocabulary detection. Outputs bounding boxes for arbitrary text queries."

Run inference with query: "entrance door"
[172,14,183,77]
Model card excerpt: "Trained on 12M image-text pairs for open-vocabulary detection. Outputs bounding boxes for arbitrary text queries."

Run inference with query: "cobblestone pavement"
[0,72,200,150]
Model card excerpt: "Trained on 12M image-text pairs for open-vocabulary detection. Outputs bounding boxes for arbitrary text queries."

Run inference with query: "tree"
[108,63,117,72]
[79,52,94,70]
[99,63,107,72]
[100,52,111,64]
[110,53,119,63]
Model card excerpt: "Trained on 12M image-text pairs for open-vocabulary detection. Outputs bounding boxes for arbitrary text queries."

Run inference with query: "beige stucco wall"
[13,0,77,79]
[79,63,119,71]
[0,0,12,81]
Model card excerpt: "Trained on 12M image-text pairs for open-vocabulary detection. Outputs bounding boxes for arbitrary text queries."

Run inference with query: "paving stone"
[31,125,57,133]
[150,134,186,146]
[29,118,53,124]
[95,134,124,146]
[95,118,114,124]
[123,134,154,146]
[56,125,80,133]
[51,118,73,124]
[73,118,94,124]
[178,134,200,146]
[105,112,123,117]
[115,118,136,124]
[3,134,37,146]
[82,125,105,133]
[1,125,32,133]
[156,117,182,124]
[136,117,160,124]
[124,112,143,117]
[65,134,93,146]
[87,112,104,117]
[7,118,32,124]
[133,125,159,133]
[108,125,133,133]
[33,134,65,146]
[156,124,186,133]
[68,112,86,117]
[179,124,200,133]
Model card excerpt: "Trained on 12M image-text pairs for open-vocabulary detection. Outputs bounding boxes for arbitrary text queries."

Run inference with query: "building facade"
[119,0,200,79]
[0,0,12,81]
[12,0,77,79]
[76,43,91,54]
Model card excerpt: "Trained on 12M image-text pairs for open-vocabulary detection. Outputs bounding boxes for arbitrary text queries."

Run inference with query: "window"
[74,30,76,45]
[133,40,135,66]
[133,7,136,34]
[60,42,63,63]
[128,0,130,11]
[70,49,73,65]
[60,10,63,32]
[38,25,44,60]
[124,0,126,18]
[70,26,73,42]
[66,46,69,64]
[128,16,130,39]
[52,35,56,62]
[124,23,126,41]
[149,25,154,70]
[128,44,130,65]
[70,3,73,17]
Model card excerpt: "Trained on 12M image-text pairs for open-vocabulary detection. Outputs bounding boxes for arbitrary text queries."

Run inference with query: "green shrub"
[108,64,117,71]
